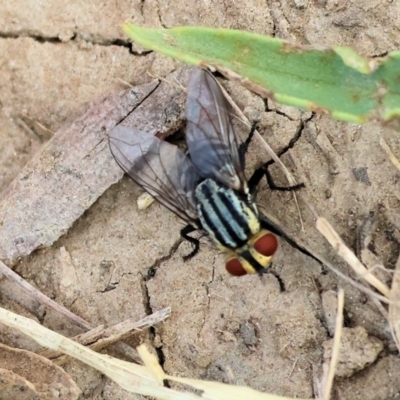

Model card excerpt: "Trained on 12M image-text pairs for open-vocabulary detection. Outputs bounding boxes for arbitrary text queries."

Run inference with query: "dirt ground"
[1,1,400,399]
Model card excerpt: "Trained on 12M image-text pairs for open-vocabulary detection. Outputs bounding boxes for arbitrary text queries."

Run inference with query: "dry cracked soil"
[1,1,400,399]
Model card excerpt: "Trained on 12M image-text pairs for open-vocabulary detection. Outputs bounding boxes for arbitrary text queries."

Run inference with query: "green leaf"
[122,24,400,125]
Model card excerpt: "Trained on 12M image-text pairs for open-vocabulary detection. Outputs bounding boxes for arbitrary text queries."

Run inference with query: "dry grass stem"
[116,77,135,88]
[388,254,400,352]
[147,71,187,92]
[380,137,400,173]
[0,260,91,330]
[322,289,344,400]
[0,306,306,400]
[317,254,392,304]
[316,218,390,298]
[40,307,171,363]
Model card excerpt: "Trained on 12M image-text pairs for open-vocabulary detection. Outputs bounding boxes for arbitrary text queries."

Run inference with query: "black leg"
[248,164,304,194]
[247,166,266,193]
[180,224,200,260]
[260,216,311,257]
[259,216,287,240]
[268,269,286,292]
[260,216,329,275]
[239,122,258,167]
[257,263,285,292]
[240,122,304,193]
[264,166,305,191]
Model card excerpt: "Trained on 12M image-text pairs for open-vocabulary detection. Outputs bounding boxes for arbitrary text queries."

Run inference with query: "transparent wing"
[186,68,247,192]
[109,125,201,226]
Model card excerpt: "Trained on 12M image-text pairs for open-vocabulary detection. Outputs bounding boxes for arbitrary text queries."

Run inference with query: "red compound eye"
[254,233,278,256]
[226,258,247,276]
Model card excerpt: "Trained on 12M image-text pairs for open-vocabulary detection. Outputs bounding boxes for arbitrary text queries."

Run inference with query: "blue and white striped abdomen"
[195,179,260,249]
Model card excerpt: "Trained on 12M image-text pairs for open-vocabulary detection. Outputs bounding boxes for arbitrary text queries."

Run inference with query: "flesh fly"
[109,68,301,276]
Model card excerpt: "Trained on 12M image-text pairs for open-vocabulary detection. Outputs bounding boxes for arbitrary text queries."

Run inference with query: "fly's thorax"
[195,178,260,249]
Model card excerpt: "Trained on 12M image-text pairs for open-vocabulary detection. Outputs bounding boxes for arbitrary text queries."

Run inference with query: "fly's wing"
[109,125,201,226]
[186,68,247,192]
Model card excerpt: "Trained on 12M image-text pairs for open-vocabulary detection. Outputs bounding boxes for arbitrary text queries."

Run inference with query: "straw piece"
[316,218,390,298]
[322,289,344,400]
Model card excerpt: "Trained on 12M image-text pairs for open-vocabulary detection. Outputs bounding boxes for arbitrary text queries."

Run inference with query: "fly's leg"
[257,263,285,292]
[263,166,304,191]
[248,163,304,193]
[268,269,285,292]
[239,122,258,167]
[180,225,200,260]
[260,216,310,257]
[241,123,304,193]
[260,216,327,273]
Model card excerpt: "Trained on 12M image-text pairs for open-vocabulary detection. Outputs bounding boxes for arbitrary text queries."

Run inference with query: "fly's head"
[224,230,278,276]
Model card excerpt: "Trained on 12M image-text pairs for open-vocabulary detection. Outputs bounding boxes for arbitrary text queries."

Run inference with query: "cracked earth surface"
[1,1,400,399]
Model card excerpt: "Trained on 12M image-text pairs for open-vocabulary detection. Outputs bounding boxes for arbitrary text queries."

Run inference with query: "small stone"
[325,189,332,199]
[240,321,258,346]
[352,167,371,186]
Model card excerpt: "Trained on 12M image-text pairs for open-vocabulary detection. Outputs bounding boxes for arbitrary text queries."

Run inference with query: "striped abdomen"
[195,179,260,249]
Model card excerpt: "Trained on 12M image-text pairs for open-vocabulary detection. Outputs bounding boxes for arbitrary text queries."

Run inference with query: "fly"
[108,68,303,276]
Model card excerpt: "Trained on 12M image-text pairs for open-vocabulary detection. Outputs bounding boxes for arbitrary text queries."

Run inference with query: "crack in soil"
[138,237,183,385]
[114,81,161,132]
[268,2,278,38]
[264,98,297,121]
[140,271,168,383]
[372,51,388,58]
[0,31,153,56]
[156,0,167,28]
[0,31,67,43]
[145,237,182,281]
[139,0,145,18]
[264,112,315,169]
[268,107,296,120]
